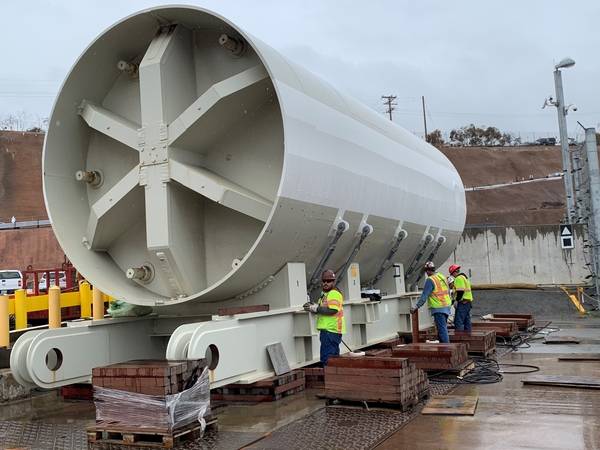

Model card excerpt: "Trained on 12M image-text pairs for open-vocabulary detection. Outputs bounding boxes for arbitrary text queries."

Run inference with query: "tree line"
[426,124,519,147]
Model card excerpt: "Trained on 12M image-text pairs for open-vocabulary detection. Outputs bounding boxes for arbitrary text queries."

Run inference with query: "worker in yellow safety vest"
[449,264,473,331]
[410,261,452,343]
[303,269,346,366]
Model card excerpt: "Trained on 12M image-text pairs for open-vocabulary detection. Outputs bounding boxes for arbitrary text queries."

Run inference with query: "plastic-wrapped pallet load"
[92,360,210,433]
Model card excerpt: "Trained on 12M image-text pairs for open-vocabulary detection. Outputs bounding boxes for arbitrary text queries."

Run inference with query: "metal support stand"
[413,235,447,285]
[11,262,432,390]
[404,233,434,281]
[336,224,373,284]
[368,229,408,288]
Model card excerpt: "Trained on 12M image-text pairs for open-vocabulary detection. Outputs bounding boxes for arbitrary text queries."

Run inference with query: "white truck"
[0,270,23,294]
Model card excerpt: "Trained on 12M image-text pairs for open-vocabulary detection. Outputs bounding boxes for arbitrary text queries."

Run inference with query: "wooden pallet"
[322,388,430,412]
[211,384,305,402]
[425,360,475,378]
[88,418,218,448]
[60,383,93,401]
[466,348,496,358]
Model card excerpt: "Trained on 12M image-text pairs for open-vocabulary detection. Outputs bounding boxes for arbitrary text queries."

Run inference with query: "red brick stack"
[488,314,535,330]
[92,359,205,396]
[391,343,469,370]
[371,337,405,349]
[419,329,496,355]
[472,321,519,337]
[211,370,305,402]
[324,356,429,408]
[364,348,393,357]
[91,359,209,432]
[303,367,325,389]
[449,330,496,355]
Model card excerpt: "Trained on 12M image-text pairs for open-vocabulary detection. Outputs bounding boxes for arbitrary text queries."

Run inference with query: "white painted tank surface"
[43,5,465,307]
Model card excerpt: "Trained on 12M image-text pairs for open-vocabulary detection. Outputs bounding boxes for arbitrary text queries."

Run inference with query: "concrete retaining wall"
[439,224,588,285]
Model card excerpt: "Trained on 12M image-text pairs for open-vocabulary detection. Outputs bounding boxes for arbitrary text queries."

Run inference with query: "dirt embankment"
[0,132,579,247]
[0,131,46,222]
[441,146,567,225]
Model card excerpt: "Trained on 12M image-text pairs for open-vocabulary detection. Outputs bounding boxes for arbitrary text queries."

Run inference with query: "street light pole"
[553,59,576,223]
[584,128,600,305]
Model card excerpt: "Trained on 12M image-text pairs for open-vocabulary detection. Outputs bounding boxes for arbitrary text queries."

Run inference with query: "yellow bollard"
[93,287,104,320]
[48,286,61,329]
[0,295,9,348]
[79,281,92,318]
[14,289,27,330]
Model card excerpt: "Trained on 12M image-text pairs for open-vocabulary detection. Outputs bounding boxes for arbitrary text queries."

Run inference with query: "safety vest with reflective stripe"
[453,273,473,301]
[427,272,452,309]
[316,289,346,334]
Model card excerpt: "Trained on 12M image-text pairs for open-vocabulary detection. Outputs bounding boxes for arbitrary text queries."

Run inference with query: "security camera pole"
[553,58,576,223]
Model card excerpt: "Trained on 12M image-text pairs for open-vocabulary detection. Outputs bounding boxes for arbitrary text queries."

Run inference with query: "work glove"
[303,302,318,313]
[410,306,418,314]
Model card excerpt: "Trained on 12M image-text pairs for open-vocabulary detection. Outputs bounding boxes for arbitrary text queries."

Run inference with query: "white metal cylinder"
[43,6,465,307]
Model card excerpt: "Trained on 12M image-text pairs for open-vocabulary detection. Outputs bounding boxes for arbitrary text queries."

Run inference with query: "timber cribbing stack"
[324,356,429,409]
[487,314,535,330]
[471,321,519,337]
[419,329,496,355]
[391,343,470,370]
[211,370,305,402]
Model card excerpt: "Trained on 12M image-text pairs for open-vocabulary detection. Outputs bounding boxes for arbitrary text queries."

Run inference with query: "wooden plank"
[522,375,600,389]
[558,355,600,361]
[421,395,478,415]
[544,336,580,344]
[493,313,533,320]
[217,304,269,316]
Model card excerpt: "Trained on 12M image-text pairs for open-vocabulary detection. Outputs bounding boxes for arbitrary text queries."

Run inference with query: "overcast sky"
[2,1,599,139]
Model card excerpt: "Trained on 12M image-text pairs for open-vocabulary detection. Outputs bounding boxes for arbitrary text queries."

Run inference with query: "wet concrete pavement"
[377,319,600,450]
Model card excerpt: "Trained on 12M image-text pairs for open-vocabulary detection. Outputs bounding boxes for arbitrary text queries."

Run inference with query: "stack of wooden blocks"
[324,356,429,409]
[391,343,469,370]
[211,370,305,402]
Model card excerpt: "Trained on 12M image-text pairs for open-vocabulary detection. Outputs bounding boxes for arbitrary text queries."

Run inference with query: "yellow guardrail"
[0,281,111,347]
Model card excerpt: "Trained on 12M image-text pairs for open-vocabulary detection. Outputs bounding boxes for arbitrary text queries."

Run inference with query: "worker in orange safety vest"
[410,261,452,343]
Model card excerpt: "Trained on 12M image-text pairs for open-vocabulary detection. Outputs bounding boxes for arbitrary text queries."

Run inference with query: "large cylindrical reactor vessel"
[43,5,465,307]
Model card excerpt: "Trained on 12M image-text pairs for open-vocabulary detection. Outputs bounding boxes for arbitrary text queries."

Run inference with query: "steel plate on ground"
[245,383,456,450]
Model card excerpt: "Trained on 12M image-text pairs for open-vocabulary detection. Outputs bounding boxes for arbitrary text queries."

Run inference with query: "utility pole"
[381,95,397,121]
[422,96,428,142]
